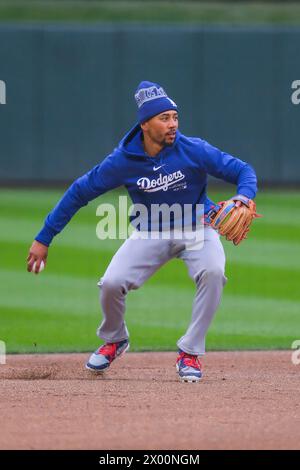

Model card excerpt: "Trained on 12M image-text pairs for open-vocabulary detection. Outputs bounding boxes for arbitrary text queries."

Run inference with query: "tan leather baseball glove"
[207,195,261,245]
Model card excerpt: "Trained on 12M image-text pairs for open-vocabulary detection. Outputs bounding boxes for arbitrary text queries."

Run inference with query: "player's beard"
[164,132,176,147]
[157,131,176,147]
[147,128,177,148]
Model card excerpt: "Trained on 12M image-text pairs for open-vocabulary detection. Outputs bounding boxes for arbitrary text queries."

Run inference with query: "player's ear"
[140,120,149,132]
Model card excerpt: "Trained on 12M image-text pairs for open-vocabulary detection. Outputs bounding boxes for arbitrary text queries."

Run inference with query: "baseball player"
[27,81,257,383]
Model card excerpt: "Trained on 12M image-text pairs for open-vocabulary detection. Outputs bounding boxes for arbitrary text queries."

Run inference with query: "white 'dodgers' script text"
[137,170,185,192]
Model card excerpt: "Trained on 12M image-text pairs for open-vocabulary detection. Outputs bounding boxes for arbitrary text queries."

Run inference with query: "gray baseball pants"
[96,226,227,356]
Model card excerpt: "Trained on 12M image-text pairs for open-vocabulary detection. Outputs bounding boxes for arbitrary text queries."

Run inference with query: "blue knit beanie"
[135,81,178,124]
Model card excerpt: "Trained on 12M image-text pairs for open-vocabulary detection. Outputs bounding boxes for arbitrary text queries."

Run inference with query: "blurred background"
[0,0,299,354]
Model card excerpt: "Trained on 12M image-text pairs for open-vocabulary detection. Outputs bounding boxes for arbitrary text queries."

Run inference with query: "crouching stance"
[28,81,258,383]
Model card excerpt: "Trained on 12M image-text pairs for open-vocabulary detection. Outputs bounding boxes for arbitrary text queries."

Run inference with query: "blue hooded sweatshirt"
[35,124,257,246]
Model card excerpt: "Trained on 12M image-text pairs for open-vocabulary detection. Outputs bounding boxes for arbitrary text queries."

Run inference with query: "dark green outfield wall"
[0,24,300,184]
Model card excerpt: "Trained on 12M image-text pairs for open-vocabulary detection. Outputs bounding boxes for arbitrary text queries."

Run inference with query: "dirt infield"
[0,351,299,450]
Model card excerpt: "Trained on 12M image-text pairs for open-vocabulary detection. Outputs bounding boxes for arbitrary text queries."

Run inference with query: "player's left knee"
[195,267,225,284]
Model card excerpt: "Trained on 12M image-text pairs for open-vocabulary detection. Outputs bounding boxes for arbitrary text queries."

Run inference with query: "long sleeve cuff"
[35,223,58,247]
[236,164,258,200]
[236,186,257,200]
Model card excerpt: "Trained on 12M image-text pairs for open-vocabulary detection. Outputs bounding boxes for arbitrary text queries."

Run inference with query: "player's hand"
[232,194,250,208]
[27,241,48,274]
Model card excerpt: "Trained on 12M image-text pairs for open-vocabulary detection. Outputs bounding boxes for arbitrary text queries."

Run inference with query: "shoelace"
[98,343,116,358]
[178,352,202,370]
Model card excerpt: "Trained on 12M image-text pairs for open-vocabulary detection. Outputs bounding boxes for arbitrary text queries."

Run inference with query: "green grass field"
[1,1,300,25]
[1,187,299,354]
